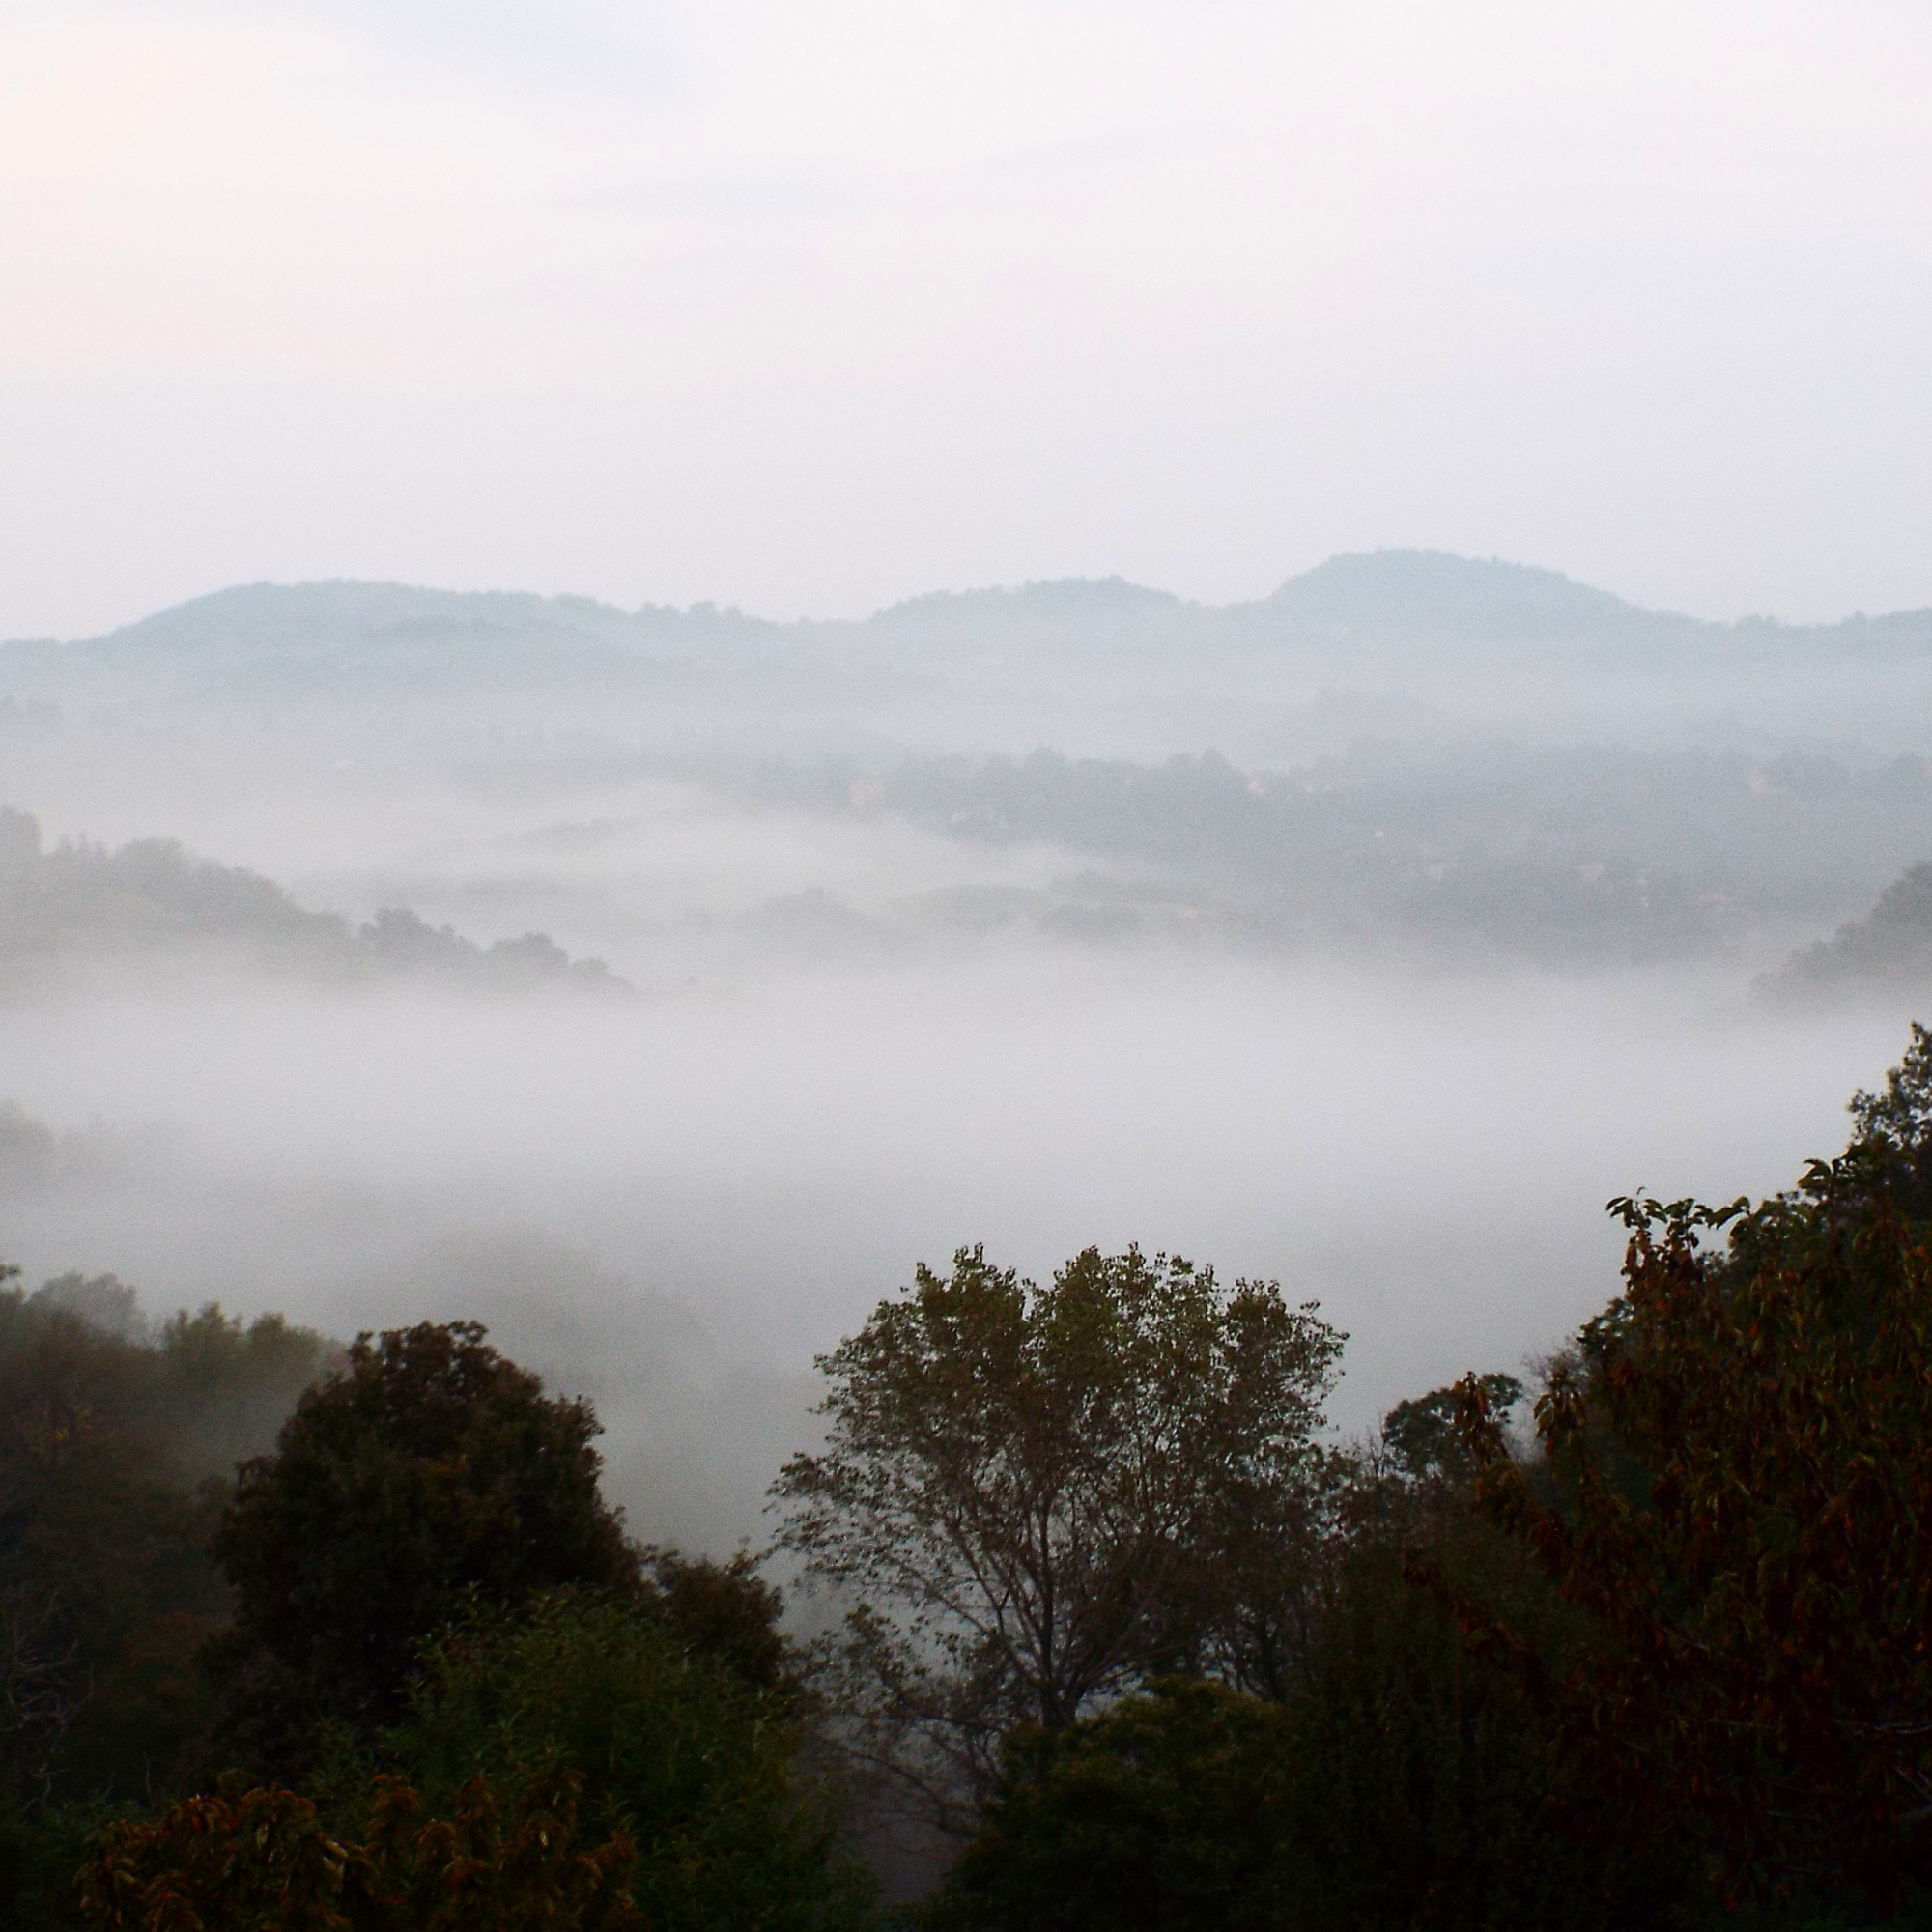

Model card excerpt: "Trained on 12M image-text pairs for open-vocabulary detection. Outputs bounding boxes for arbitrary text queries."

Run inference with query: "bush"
[378,1592,875,1932]
[923,1680,1294,1932]
[211,1321,639,1766]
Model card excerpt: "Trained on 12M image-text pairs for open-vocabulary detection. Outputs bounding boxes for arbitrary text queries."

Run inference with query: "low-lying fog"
[0,955,1905,1550]
[7,554,1931,1558]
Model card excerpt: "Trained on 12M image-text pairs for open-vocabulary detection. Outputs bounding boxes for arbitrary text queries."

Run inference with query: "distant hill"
[1251,550,1679,646]
[858,577,1192,667]
[1760,863,1932,1004]
[8,551,1932,753]
[0,808,628,997]
[0,581,757,700]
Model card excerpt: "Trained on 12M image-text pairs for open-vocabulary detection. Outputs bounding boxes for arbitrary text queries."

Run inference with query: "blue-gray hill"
[8,552,1932,735]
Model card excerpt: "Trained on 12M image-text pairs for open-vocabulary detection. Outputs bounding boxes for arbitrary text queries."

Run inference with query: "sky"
[4,0,1931,637]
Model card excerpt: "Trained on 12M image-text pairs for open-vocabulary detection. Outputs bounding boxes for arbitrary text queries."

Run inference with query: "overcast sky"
[4,0,1930,636]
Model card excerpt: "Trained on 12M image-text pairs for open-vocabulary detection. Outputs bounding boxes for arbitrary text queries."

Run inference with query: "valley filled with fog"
[6,549,1932,1549]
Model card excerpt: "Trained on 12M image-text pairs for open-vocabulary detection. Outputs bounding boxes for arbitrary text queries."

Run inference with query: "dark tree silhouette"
[213,1321,638,1755]
[1449,1137,1932,1912]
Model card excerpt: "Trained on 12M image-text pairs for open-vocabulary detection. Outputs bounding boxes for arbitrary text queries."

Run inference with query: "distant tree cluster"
[701,742,1932,970]
[0,808,627,997]
[1760,861,1932,1003]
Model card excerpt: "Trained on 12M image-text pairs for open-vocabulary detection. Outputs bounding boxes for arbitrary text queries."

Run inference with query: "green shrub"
[379,1592,876,1932]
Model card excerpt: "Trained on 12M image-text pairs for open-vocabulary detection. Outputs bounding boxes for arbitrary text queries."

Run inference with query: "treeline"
[0,808,626,997]
[0,1295,866,1927]
[700,743,1932,972]
[9,1035,1932,1924]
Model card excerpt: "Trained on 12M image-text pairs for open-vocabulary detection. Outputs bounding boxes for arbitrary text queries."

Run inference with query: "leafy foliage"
[212,1321,639,1761]
[920,1680,1295,1932]
[0,1275,329,1807]
[1452,1122,1932,1910]
[639,1546,796,1696]
[76,1769,644,1930]
[373,1591,874,1932]
[1382,1372,1522,1484]
[774,1245,1342,1824]
[1845,1019,1932,1217]
[1310,1471,1697,1931]
[926,1448,1700,1932]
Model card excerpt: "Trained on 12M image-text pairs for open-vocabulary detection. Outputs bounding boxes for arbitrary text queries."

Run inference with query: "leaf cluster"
[76,1769,643,1931]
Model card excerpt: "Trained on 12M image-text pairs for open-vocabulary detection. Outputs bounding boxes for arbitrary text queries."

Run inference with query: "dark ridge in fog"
[1760,863,1932,1006]
[0,808,628,998]
[681,742,1932,971]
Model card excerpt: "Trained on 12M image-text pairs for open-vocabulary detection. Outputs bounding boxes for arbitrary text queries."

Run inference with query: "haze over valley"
[13,8,1932,1915]
[5,549,1930,1546]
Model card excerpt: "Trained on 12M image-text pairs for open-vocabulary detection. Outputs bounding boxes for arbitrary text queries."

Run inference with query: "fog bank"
[0,953,1906,1547]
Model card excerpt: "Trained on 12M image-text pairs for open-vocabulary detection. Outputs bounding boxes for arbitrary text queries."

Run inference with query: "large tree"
[212,1321,639,1758]
[772,1245,1342,1825]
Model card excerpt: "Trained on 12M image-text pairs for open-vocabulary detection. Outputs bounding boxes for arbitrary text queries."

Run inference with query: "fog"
[11,560,1932,1553]
[4,568,1927,1548]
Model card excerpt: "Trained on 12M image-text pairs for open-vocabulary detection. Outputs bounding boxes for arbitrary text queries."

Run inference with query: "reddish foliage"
[76,1770,642,1931]
[1448,1174,1932,1911]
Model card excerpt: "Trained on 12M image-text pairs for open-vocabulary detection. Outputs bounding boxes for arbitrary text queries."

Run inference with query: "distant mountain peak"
[90,579,642,653]
[1258,549,1676,638]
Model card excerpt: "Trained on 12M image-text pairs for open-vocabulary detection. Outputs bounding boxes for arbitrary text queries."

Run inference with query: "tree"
[1450,1104,1932,1912]
[639,1547,796,1697]
[772,1246,1342,1825]
[925,1406,1703,1932]
[1844,1016,1932,1218]
[0,1277,329,1808]
[212,1321,639,1760]
[1382,1372,1521,1485]
[1302,1448,1700,1932]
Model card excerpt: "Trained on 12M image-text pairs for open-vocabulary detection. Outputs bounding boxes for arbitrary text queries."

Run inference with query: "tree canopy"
[213,1321,639,1759]
[1450,1123,1932,1910]
[773,1244,1342,1823]
[0,1275,329,1807]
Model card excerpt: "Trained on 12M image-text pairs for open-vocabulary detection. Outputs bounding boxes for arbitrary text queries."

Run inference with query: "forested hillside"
[680,741,1932,968]
[0,809,626,997]
[1762,862,1932,1003]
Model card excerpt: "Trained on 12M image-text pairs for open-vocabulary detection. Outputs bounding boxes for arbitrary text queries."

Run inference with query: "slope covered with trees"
[1761,861,1932,1003]
[688,741,1932,970]
[0,809,626,997]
